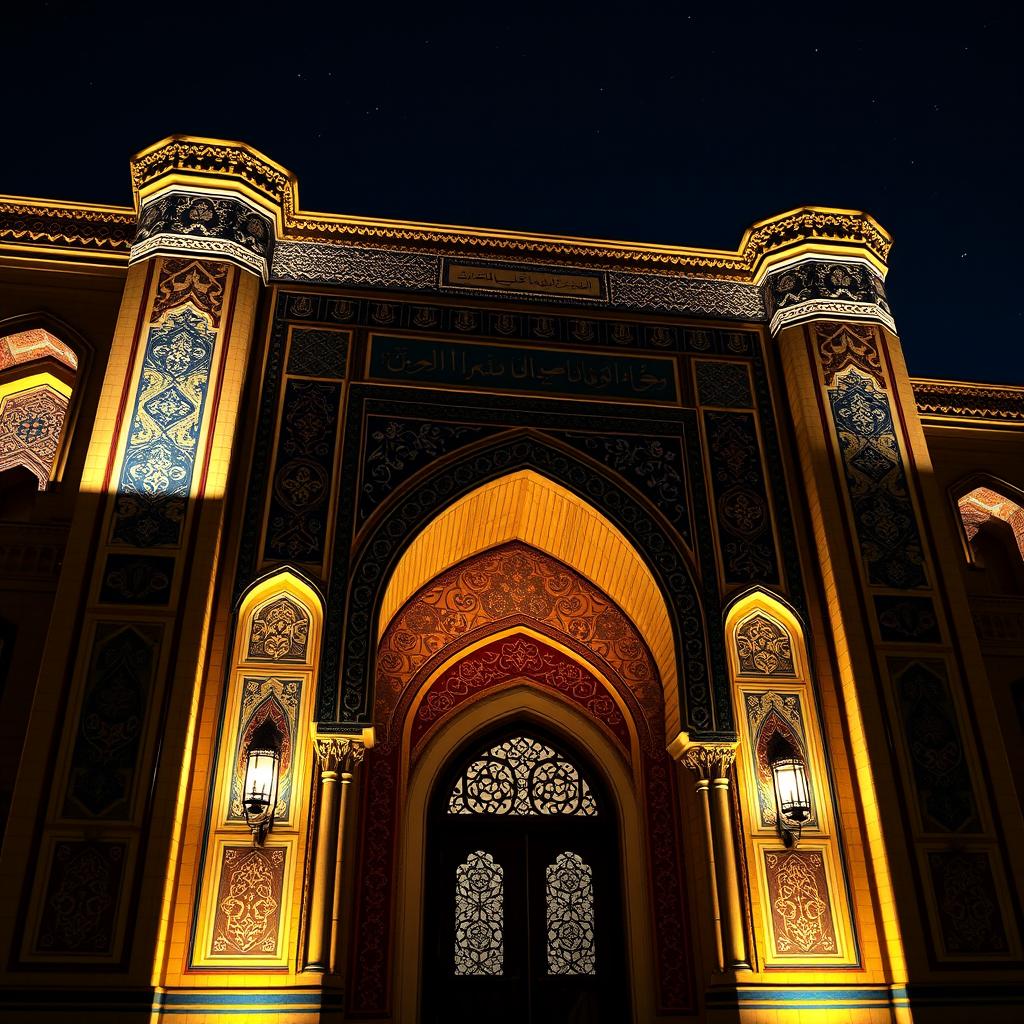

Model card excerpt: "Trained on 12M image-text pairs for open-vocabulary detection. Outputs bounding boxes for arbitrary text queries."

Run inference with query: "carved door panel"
[422,731,628,1024]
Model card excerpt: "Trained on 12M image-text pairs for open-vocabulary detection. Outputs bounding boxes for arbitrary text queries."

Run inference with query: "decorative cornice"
[2,137,892,287]
[271,241,767,319]
[912,379,1024,425]
[0,196,134,266]
[130,135,293,225]
[677,741,739,779]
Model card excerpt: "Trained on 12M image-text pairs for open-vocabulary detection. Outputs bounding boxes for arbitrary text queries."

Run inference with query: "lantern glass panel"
[245,747,280,813]
[772,756,810,824]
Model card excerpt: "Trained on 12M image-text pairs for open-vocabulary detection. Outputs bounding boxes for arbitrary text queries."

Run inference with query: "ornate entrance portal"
[422,729,627,1024]
[350,534,696,1020]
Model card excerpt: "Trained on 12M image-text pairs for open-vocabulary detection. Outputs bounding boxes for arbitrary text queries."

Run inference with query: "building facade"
[0,136,1022,1022]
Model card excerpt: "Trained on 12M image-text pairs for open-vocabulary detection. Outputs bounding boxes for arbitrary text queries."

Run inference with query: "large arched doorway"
[348,538,696,1021]
[422,724,627,1024]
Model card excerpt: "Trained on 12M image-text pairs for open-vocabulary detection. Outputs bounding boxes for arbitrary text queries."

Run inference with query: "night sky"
[5,6,1021,383]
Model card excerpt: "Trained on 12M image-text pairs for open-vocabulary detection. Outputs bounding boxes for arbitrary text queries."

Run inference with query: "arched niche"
[722,588,857,967]
[330,435,715,738]
[237,569,323,669]
[724,589,806,682]
[375,541,662,753]
[189,569,326,970]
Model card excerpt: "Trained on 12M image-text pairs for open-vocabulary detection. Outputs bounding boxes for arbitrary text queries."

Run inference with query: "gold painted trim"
[3,136,892,278]
[911,376,1024,424]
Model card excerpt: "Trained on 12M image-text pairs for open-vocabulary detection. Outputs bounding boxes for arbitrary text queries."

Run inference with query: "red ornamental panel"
[210,846,287,957]
[763,850,837,956]
[348,632,694,1015]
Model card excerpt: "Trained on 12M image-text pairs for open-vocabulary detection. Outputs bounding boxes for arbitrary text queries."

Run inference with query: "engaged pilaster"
[0,138,285,978]
[758,214,1024,978]
[307,735,366,972]
[679,740,747,971]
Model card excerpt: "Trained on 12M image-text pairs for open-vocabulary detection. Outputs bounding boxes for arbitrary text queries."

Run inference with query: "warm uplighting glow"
[243,720,281,845]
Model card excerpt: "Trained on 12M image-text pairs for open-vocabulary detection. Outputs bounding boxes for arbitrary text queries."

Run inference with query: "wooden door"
[422,730,629,1024]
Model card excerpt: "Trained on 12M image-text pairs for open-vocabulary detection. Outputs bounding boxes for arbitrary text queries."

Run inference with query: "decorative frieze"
[763,258,894,334]
[131,191,275,281]
[912,379,1024,423]
[272,241,765,320]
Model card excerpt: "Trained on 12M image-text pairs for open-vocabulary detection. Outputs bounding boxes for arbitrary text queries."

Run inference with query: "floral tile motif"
[111,308,216,548]
[359,417,497,523]
[704,410,779,584]
[228,677,301,821]
[247,596,310,662]
[264,379,341,563]
[744,691,815,829]
[558,431,691,539]
[826,367,926,589]
[927,850,1009,955]
[735,613,795,676]
[99,554,175,605]
[0,384,69,488]
[695,360,753,409]
[62,623,163,820]
[150,258,228,327]
[285,327,348,379]
[890,658,979,833]
[35,840,126,955]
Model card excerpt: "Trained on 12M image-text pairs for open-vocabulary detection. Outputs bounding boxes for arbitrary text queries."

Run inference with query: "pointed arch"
[393,687,669,1023]
[374,475,676,739]
[0,312,92,488]
[951,473,1024,569]
[236,567,324,669]
[325,434,719,737]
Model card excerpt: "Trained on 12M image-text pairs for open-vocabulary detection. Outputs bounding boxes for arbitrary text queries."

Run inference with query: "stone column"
[0,139,282,980]
[307,736,365,972]
[680,741,746,970]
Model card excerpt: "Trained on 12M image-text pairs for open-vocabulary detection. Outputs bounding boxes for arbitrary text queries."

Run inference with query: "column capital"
[677,740,739,780]
[314,734,368,773]
[127,136,293,281]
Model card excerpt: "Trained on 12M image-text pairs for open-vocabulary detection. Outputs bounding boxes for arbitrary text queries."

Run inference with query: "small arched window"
[0,327,79,490]
[957,485,1024,594]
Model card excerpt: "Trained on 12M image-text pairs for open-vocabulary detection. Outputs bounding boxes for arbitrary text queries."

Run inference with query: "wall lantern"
[243,720,281,845]
[767,734,811,848]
